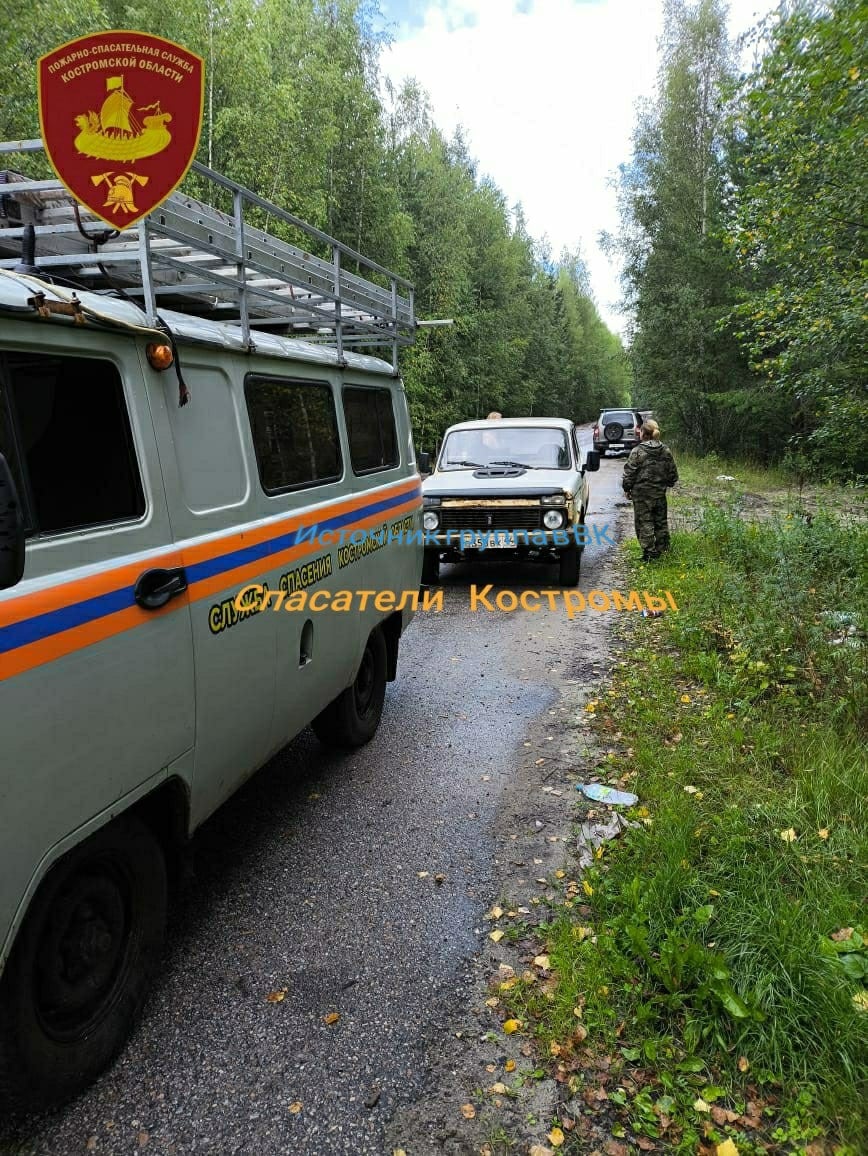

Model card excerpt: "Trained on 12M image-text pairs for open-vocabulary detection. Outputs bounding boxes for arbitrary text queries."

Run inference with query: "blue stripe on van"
[184,485,416,585]
[0,486,419,656]
[0,585,137,653]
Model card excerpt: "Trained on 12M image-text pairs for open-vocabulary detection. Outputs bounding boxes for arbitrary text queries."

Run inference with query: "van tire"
[0,814,166,1110]
[422,551,440,584]
[558,544,580,587]
[312,627,387,748]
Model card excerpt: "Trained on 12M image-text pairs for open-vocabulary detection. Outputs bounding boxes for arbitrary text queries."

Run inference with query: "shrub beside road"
[504,469,867,1153]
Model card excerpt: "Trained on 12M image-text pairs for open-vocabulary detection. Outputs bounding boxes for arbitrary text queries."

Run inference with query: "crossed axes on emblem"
[91,172,149,215]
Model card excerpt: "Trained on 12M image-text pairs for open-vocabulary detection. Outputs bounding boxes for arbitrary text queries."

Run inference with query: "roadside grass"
[504,504,868,1152]
[669,454,866,524]
[673,452,798,495]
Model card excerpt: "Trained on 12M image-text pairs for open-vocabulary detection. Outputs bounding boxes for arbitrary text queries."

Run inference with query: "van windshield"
[439,427,571,470]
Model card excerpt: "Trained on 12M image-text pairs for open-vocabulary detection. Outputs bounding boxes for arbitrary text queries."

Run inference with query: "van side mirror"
[417,450,431,474]
[584,451,600,473]
[0,453,25,589]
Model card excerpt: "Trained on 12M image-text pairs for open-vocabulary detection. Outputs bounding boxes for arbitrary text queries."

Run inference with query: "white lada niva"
[421,417,600,586]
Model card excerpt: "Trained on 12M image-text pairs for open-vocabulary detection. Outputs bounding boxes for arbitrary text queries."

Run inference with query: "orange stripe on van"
[0,478,421,629]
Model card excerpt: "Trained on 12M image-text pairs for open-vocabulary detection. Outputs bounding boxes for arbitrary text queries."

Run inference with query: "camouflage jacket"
[622,440,679,497]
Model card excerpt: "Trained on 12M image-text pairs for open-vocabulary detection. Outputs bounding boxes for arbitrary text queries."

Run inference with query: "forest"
[1,0,864,474]
[0,0,630,454]
[609,0,866,476]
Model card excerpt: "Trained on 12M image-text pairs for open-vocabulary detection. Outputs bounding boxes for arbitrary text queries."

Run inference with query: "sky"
[377,0,775,336]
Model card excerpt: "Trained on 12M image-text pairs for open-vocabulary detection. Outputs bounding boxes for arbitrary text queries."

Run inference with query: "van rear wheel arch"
[0,812,166,1109]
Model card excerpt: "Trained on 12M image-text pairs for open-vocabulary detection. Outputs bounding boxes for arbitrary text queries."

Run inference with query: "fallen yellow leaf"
[485,996,499,1008]
[818,828,829,840]
[680,694,691,703]
[779,828,797,843]
[694,1097,710,1113]
[555,869,566,879]
[533,954,551,970]
[717,1140,739,1156]
[530,1147,555,1156]
[574,925,593,941]
[582,880,593,896]
[489,929,505,943]
[549,1040,562,1056]
[548,1126,565,1147]
[266,990,287,1003]
[503,1018,521,1034]
[684,785,699,794]
[499,977,518,991]
[460,1103,476,1119]
[288,1101,303,1114]
[323,1012,340,1025]
[738,1055,750,1073]
[393,1150,407,1156]
[417,871,429,878]
[852,990,868,1013]
[488,906,504,919]
[504,1058,516,1072]
[489,1082,509,1095]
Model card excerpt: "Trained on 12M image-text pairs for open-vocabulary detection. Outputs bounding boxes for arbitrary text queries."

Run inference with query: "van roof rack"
[0,139,415,369]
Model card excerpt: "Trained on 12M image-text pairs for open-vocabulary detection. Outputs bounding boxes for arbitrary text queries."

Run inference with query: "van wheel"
[422,551,440,584]
[0,814,166,1110]
[312,627,387,748]
[559,544,580,587]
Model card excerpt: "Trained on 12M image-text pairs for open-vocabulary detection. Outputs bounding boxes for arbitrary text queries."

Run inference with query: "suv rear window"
[245,376,342,492]
[343,386,399,474]
[0,351,144,536]
[600,411,636,426]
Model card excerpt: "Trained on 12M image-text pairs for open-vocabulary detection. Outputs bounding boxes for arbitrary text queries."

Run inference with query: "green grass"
[673,451,799,495]
[505,503,868,1152]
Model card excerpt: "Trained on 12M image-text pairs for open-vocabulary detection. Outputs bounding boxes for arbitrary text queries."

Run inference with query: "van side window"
[245,376,342,493]
[343,386,399,474]
[0,352,144,536]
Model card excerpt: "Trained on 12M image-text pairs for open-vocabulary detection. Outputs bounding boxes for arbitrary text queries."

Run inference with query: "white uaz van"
[0,149,422,1106]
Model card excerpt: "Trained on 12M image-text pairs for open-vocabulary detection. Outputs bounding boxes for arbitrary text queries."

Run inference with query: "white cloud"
[381,0,775,337]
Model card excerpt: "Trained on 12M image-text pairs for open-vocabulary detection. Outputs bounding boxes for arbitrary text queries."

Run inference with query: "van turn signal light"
[146,342,174,371]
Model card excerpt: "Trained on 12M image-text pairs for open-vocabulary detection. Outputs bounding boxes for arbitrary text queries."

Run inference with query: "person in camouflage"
[622,420,679,561]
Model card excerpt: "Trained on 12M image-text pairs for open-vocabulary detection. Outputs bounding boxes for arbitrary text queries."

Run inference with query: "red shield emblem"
[38,31,204,229]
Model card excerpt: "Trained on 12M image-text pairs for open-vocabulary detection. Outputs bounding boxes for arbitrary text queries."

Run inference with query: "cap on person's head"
[487,411,502,420]
[642,419,660,438]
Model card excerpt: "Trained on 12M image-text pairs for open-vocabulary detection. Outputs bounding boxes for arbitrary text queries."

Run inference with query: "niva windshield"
[439,427,571,470]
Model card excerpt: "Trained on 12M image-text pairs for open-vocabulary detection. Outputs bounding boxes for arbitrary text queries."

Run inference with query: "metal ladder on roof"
[0,139,416,369]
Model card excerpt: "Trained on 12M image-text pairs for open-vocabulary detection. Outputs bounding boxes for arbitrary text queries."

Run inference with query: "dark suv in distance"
[593,408,643,455]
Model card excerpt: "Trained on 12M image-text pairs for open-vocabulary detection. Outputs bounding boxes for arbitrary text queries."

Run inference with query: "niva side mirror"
[0,453,25,590]
[417,450,431,474]
[584,450,601,472]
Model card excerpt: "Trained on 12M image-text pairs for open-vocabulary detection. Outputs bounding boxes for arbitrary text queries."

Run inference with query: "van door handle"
[134,566,188,610]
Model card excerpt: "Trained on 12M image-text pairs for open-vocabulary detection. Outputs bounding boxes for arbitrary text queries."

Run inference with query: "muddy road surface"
[1,450,631,1156]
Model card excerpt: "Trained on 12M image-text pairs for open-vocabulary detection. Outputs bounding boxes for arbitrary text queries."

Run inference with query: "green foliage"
[725,0,868,477]
[614,0,867,478]
[608,0,775,459]
[0,0,630,446]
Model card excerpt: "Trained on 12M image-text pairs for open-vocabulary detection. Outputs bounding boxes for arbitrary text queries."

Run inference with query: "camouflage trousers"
[632,490,670,558]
